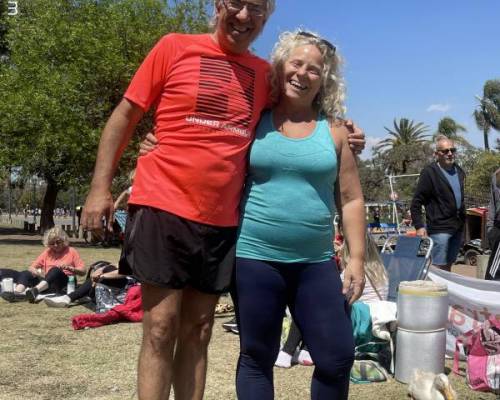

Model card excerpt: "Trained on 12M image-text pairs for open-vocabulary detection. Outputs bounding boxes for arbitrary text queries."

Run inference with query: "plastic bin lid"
[398,280,448,296]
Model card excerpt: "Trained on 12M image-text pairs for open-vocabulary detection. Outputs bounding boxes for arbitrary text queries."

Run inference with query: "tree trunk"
[484,128,490,151]
[40,178,59,233]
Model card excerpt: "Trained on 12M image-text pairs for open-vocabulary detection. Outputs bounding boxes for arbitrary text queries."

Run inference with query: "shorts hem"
[136,276,230,295]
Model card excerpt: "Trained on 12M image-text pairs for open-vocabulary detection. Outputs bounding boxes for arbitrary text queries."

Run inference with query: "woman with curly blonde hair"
[1,227,86,303]
[268,30,346,119]
[233,29,365,399]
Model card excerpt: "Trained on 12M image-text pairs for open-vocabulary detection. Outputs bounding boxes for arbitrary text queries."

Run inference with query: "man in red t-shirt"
[82,1,364,399]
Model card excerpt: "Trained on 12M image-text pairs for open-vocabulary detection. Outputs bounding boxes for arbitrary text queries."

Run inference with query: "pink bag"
[453,316,500,392]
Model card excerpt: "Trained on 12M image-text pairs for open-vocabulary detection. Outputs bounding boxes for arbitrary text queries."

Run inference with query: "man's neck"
[437,160,455,171]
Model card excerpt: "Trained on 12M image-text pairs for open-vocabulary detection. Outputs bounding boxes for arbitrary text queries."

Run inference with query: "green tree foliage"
[464,150,500,203]
[0,1,8,60]
[358,158,388,202]
[474,79,500,151]
[358,153,427,204]
[0,0,209,230]
[373,118,431,174]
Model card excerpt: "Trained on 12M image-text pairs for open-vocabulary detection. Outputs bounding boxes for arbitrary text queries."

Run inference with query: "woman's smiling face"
[281,44,324,107]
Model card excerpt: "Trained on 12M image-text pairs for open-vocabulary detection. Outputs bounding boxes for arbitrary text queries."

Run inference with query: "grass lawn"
[0,226,497,399]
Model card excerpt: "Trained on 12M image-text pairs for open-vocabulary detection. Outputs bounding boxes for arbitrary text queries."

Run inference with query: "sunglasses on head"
[296,31,336,53]
[437,147,457,154]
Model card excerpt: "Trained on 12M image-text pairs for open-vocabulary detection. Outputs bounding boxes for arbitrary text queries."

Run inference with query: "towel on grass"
[72,285,143,330]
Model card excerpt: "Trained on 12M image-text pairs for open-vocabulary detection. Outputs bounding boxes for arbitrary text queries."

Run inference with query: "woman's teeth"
[290,80,306,90]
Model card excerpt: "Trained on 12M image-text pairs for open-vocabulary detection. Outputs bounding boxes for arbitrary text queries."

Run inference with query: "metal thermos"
[397,280,448,331]
[394,280,449,383]
[395,328,447,383]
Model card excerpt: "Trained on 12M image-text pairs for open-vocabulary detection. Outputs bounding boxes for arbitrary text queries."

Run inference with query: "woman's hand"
[342,258,365,305]
[30,266,43,277]
[61,265,76,273]
[91,268,105,282]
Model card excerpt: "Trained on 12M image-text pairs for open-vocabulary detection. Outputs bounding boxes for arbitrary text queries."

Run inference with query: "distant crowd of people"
[0,207,72,218]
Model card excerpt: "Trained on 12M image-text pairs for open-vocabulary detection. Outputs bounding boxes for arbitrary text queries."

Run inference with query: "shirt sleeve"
[31,249,48,269]
[70,248,85,271]
[411,168,431,230]
[124,34,177,112]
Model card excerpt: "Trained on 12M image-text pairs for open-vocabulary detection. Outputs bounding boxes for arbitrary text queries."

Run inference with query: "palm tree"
[373,118,429,174]
[474,79,500,151]
[434,117,471,148]
[374,118,431,174]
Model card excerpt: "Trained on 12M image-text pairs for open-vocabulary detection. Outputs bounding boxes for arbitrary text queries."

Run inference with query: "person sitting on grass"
[2,227,86,303]
[44,261,134,308]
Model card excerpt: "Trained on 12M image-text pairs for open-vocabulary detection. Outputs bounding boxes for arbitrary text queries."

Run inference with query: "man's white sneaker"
[44,295,71,308]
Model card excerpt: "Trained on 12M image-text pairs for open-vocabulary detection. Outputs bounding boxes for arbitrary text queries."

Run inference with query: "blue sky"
[250,0,500,156]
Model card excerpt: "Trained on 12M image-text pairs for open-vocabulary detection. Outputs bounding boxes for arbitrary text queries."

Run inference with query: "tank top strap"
[316,115,337,153]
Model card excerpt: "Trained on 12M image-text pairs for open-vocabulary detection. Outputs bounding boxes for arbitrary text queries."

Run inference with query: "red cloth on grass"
[72,285,143,330]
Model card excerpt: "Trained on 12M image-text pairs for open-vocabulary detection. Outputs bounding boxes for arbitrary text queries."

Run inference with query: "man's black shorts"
[119,206,237,294]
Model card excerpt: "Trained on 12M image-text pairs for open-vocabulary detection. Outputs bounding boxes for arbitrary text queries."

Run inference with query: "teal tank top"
[236,110,338,262]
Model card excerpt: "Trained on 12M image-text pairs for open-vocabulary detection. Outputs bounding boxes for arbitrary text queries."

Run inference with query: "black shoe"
[26,287,39,303]
[1,291,15,302]
[222,317,237,332]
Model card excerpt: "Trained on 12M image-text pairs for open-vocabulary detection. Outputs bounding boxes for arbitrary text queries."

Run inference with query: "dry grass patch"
[0,229,496,399]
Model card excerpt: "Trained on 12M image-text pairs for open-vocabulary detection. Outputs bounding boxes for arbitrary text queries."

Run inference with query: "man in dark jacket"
[411,136,466,271]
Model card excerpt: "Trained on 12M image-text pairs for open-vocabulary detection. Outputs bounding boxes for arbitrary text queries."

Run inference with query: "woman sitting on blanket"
[0,227,86,303]
[44,260,135,308]
[276,231,388,368]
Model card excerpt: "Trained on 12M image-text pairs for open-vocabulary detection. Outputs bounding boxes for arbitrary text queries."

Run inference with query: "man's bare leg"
[138,283,183,400]
[173,287,219,400]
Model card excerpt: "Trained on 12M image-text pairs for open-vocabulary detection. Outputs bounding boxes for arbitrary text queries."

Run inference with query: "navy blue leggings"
[233,258,354,400]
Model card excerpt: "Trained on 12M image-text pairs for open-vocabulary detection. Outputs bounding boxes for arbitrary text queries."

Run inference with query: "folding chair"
[380,235,433,302]
[114,210,128,233]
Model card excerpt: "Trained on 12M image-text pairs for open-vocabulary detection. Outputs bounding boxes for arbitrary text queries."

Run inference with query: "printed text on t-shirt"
[186,56,256,138]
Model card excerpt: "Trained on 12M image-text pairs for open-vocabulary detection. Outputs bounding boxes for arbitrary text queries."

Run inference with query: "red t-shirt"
[125,33,271,226]
[31,247,85,276]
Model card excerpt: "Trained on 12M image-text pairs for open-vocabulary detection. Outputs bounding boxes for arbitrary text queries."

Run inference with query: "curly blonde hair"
[269,29,346,119]
[42,226,69,248]
[210,0,276,29]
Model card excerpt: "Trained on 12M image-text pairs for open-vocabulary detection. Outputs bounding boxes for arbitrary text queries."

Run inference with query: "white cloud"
[426,103,451,113]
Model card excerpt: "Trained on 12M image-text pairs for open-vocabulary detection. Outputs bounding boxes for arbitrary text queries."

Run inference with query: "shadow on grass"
[0,226,122,249]
[0,226,42,246]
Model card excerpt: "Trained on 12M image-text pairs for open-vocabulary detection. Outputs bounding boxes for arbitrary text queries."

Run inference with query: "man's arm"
[82,98,144,231]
